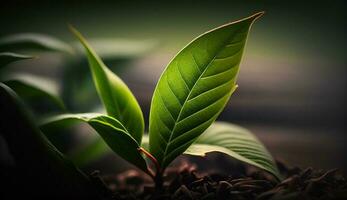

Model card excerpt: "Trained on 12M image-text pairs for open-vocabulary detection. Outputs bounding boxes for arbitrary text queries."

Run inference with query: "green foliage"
[149,12,262,168]
[0,83,99,198]
[40,113,148,173]
[0,52,33,67]
[69,26,145,144]
[185,122,281,179]
[4,79,66,112]
[62,38,156,112]
[1,12,282,184]
[0,33,73,54]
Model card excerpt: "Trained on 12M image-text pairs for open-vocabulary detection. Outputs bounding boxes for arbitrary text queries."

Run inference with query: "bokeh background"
[1,0,346,173]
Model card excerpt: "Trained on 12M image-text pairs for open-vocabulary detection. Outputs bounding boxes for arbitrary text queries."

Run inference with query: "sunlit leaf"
[141,134,150,151]
[40,113,148,173]
[0,52,33,68]
[0,33,74,54]
[149,12,263,168]
[185,122,282,180]
[70,26,144,144]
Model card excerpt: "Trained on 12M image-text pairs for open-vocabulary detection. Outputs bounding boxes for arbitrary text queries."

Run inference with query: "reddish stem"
[138,147,162,176]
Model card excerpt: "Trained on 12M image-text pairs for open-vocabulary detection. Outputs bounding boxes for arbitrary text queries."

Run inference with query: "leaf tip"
[253,11,265,20]
[68,24,81,40]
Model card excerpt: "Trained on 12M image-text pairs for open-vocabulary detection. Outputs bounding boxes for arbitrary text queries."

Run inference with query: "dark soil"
[90,159,347,200]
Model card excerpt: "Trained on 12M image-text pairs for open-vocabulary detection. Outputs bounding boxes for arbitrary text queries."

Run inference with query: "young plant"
[41,11,282,189]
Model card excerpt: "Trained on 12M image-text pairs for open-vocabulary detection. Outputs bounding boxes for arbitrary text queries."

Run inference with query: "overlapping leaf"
[4,79,65,112]
[0,33,73,54]
[185,122,281,180]
[70,133,151,166]
[0,52,33,68]
[149,12,264,168]
[40,113,148,173]
[70,27,144,144]
[0,83,99,197]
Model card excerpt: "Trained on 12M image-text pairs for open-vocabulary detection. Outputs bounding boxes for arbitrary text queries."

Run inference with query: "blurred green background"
[1,0,346,172]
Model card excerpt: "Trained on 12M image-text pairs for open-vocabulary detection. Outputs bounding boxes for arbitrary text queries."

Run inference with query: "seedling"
[6,11,281,190]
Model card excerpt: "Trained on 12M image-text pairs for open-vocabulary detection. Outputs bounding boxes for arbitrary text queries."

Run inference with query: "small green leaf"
[185,122,282,180]
[70,26,144,144]
[0,33,74,54]
[0,52,33,67]
[149,12,263,168]
[40,113,148,173]
[4,79,66,112]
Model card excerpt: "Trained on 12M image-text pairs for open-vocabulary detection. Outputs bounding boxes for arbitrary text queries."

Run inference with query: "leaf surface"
[185,122,281,180]
[4,79,65,112]
[149,12,263,168]
[0,52,33,67]
[0,33,73,54]
[40,113,148,172]
[70,27,144,144]
[70,133,150,166]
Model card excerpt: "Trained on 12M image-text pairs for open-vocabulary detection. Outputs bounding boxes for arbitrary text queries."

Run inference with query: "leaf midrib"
[161,33,243,165]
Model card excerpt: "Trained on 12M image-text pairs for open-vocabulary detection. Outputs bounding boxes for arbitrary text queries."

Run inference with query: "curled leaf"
[185,122,282,180]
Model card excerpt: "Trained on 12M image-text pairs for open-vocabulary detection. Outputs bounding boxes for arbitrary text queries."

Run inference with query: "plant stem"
[138,147,163,189]
[154,170,163,190]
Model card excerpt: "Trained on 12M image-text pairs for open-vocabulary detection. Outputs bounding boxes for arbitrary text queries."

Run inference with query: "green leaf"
[40,113,148,173]
[185,122,282,180]
[67,133,150,166]
[0,52,33,67]
[149,12,263,168]
[70,26,144,144]
[70,133,151,166]
[0,83,99,198]
[4,79,66,112]
[0,33,74,54]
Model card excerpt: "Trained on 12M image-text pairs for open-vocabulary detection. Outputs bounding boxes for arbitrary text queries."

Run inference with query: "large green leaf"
[149,12,263,168]
[0,52,33,68]
[185,122,282,180]
[0,33,73,54]
[40,113,148,173]
[70,26,144,144]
